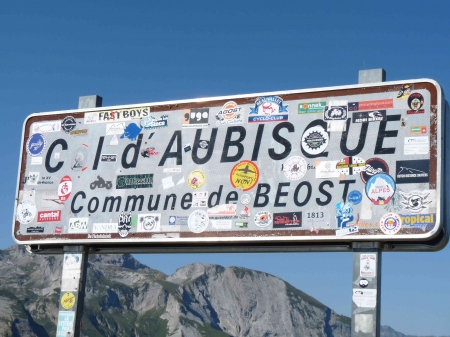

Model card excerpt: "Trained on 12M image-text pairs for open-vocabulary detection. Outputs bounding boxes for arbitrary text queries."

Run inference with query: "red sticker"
[58,175,72,202]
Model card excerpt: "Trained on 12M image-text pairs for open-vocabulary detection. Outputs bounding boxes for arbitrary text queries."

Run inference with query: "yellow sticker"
[61,292,76,310]
[230,161,259,191]
[187,170,206,189]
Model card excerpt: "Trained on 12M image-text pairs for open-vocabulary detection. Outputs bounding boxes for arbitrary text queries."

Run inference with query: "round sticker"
[16,200,37,224]
[283,156,307,180]
[336,157,366,175]
[379,212,402,235]
[301,126,329,155]
[230,161,259,191]
[219,101,240,120]
[188,210,209,233]
[408,93,424,112]
[365,173,396,205]
[26,133,46,157]
[187,170,206,189]
[360,157,389,184]
[254,211,272,228]
[61,116,76,133]
[241,194,251,205]
[58,175,73,202]
[359,278,369,288]
[348,190,362,205]
[61,292,76,310]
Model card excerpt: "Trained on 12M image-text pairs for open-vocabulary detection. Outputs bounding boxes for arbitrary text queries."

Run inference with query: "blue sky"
[2,1,450,335]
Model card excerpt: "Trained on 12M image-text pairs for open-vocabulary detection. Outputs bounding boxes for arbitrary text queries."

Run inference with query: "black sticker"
[61,116,76,133]
[360,158,389,184]
[273,212,302,228]
[352,110,387,123]
[396,160,429,184]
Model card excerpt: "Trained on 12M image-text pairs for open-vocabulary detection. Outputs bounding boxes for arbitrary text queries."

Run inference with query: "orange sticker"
[230,161,259,191]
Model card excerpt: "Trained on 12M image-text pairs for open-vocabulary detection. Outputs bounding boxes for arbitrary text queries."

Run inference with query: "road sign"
[13,79,448,252]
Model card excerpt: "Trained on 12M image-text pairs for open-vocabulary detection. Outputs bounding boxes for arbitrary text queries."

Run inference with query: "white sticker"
[106,123,126,135]
[32,121,62,134]
[354,314,374,333]
[188,210,209,233]
[360,254,376,278]
[211,219,232,229]
[404,137,429,155]
[68,218,89,233]
[315,160,340,178]
[93,223,118,233]
[352,289,377,308]
[137,214,161,232]
[162,176,175,189]
[31,157,43,165]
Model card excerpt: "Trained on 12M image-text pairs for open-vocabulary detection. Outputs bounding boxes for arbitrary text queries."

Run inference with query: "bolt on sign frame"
[13,79,448,254]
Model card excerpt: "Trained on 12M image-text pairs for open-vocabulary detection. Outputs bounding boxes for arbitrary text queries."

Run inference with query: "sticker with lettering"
[273,212,302,228]
[365,173,395,205]
[183,108,209,128]
[336,157,366,175]
[16,200,37,224]
[301,126,329,155]
[230,161,259,191]
[399,190,433,213]
[68,218,89,233]
[298,101,326,114]
[407,93,424,114]
[283,156,307,180]
[360,158,389,184]
[61,116,77,133]
[137,213,161,232]
[399,213,435,231]
[140,115,169,130]
[106,123,126,135]
[116,174,153,189]
[58,176,72,202]
[352,110,386,123]
[324,100,348,121]
[404,137,429,155]
[216,101,243,125]
[32,121,61,134]
[61,292,76,310]
[395,159,429,184]
[254,211,272,228]
[26,133,46,157]
[37,210,61,222]
[93,223,118,233]
[410,125,427,134]
[379,212,402,235]
[84,107,150,124]
[248,96,289,123]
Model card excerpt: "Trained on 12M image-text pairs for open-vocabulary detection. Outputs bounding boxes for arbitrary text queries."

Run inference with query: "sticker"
[399,213,435,231]
[360,254,376,277]
[397,84,411,100]
[283,156,307,180]
[198,140,210,149]
[24,172,40,185]
[140,148,159,158]
[61,116,76,133]
[336,157,366,175]
[55,226,62,234]
[336,226,358,236]
[352,110,386,123]
[100,154,117,162]
[404,137,429,155]
[348,99,393,111]
[240,194,251,205]
[273,212,301,228]
[240,205,250,219]
[68,218,89,233]
[303,209,331,229]
[365,173,395,205]
[168,216,188,226]
[93,223,118,233]
[163,167,182,173]
[188,210,209,233]
[26,133,46,157]
[335,201,354,228]
[37,210,61,222]
[248,96,288,123]
[84,107,149,124]
[359,278,369,288]
[16,200,37,224]
[353,289,377,308]
[235,221,248,228]
[211,219,232,229]
[118,211,132,237]
[410,125,427,134]
[161,176,175,189]
[324,100,348,120]
[138,213,161,232]
[140,115,168,130]
[116,174,153,189]
[32,121,61,134]
[401,117,407,127]
[188,170,206,189]
[58,176,72,202]
[301,126,329,155]
[315,160,340,178]
[360,158,389,184]
[380,212,402,235]
[216,101,243,125]
[407,92,424,114]
[71,145,89,171]
[298,101,326,114]
[120,123,142,141]
[106,123,126,135]
[399,191,432,213]
[70,129,88,137]
[254,211,272,228]
[230,161,259,191]
[31,157,43,165]
[396,160,429,184]
[109,135,119,146]
[26,226,44,233]
[207,204,236,216]
[182,108,209,128]
[60,292,76,310]
[348,190,362,205]
[183,144,192,152]
[193,191,208,207]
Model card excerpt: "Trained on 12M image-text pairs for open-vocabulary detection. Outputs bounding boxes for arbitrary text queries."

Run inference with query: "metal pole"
[350,69,385,337]
[55,95,102,337]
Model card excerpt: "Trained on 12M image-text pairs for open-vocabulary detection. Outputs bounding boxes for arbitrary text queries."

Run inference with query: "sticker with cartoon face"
[118,211,132,238]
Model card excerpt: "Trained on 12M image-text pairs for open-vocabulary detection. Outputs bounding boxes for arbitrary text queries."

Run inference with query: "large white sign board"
[13,79,447,251]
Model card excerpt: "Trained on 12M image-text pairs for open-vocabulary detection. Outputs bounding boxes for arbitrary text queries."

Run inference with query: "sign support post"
[55,95,102,337]
[350,69,386,337]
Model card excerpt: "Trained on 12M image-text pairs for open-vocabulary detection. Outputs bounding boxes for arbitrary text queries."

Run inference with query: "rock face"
[0,246,436,337]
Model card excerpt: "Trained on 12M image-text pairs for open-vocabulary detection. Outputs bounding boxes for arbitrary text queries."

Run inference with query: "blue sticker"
[348,190,362,205]
[26,133,46,157]
[120,123,142,141]
[365,173,396,205]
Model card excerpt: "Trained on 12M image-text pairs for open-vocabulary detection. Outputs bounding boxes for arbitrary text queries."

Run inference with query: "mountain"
[0,245,443,337]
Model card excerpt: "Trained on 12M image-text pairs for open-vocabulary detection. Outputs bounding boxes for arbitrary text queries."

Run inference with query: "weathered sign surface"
[13,80,447,250]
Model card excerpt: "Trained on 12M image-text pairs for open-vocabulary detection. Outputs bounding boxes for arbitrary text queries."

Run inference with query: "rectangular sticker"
[360,254,376,278]
[395,159,430,184]
[404,137,429,155]
[116,174,153,189]
[84,107,149,124]
[32,121,62,134]
[352,110,386,123]
[352,289,377,308]
[93,223,118,233]
[37,210,61,222]
[298,101,326,114]
[273,212,302,228]
[68,218,89,233]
